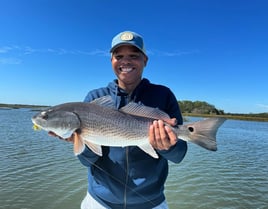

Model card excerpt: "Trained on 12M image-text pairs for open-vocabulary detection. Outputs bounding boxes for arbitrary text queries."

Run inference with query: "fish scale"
[79,108,150,145]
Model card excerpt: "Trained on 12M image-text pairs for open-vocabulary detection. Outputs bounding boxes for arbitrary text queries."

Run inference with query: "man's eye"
[130,55,137,59]
[115,55,123,60]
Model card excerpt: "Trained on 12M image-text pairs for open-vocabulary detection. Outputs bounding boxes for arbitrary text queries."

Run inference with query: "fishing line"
[82,153,167,209]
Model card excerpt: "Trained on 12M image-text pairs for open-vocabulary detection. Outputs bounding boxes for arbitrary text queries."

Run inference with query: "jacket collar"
[107,78,150,108]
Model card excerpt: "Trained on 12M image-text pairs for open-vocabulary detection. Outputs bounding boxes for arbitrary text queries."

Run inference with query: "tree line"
[178,100,268,121]
[178,100,224,115]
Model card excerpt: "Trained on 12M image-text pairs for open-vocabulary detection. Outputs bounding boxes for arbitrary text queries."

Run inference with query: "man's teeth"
[121,68,133,72]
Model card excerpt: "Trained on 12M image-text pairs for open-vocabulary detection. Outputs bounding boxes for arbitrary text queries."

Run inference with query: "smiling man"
[54,31,188,209]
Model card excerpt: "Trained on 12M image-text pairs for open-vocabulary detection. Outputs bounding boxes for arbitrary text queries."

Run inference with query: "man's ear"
[144,55,148,66]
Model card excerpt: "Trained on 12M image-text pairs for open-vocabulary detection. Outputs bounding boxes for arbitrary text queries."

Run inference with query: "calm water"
[0,109,267,209]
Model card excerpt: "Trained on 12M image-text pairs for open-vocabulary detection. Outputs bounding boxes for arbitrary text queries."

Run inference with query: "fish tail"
[182,117,226,151]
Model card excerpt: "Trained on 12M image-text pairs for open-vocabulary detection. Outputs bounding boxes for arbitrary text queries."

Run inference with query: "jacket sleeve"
[77,145,100,167]
[158,140,187,163]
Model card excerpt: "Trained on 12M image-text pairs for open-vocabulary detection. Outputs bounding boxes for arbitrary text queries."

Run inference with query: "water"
[166,117,268,209]
[1,109,267,209]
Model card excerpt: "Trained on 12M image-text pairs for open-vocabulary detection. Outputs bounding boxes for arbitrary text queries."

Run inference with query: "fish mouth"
[32,123,42,131]
[119,67,135,73]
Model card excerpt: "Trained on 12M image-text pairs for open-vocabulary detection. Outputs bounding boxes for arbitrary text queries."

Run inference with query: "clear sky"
[0,0,267,114]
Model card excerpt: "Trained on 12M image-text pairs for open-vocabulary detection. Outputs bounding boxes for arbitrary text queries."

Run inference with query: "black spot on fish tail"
[188,126,194,132]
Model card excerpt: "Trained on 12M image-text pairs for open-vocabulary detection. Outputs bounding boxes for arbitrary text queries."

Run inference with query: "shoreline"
[183,113,268,122]
[1,103,267,122]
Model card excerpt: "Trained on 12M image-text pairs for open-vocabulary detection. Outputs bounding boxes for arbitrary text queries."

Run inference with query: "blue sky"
[0,0,267,114]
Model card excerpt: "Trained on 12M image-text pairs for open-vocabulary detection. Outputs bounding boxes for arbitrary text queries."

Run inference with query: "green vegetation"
[179,100,268,122]
[0,103,48,109]
[179,100,224,115]
[1,102,268,122]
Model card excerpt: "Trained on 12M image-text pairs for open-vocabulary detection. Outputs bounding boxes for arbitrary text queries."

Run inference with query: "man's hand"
[149,119,178,150]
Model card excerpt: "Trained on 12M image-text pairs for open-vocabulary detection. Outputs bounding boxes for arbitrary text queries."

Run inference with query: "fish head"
[31,108,81,139]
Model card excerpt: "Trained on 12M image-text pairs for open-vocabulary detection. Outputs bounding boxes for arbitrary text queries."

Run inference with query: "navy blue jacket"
[77,78,187,209]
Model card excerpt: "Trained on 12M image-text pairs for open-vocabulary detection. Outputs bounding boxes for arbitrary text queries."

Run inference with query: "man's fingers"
[158,120,170,150]
[153,120,165,149]
[164,125,177,145]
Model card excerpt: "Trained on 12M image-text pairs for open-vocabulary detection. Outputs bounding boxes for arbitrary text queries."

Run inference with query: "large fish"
[31,96,226,158]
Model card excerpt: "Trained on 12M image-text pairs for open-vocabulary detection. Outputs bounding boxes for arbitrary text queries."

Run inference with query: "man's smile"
[119,67,134,73]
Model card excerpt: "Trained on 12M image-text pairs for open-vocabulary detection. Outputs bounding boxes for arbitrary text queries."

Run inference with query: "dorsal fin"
[120,102,174,124]
[90,95,116,109]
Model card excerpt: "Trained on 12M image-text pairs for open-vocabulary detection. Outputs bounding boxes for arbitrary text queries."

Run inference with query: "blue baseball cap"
[110,31,147,56]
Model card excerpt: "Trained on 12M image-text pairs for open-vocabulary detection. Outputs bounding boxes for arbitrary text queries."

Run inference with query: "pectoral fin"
[83,140,103,156]
[73,132,85,155]
[138,143,159,158]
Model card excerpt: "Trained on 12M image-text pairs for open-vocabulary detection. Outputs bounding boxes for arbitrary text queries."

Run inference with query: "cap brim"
[110,43,146,55]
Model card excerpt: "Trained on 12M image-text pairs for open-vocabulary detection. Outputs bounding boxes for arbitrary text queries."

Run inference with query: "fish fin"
[73,132,85,155]
[120,102,174,124]
[138,143,159,158]
[83,140,103,156]
[90,95,116,109]
[183,117,226,151]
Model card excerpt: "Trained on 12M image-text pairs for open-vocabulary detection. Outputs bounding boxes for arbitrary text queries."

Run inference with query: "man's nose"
[120,56,131,63]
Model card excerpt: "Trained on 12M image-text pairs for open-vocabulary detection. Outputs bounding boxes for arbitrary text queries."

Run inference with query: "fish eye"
[41,111,48,120]
[188,127,194,132]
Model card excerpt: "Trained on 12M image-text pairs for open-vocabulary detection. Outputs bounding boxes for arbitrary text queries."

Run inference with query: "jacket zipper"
[123,94,130,208]
[124,147,129,209]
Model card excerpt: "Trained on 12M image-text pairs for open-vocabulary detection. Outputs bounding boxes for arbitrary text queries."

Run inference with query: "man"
[58,31,187,209]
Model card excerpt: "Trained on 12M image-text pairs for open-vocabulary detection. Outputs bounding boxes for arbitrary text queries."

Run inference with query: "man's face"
[111,45,148,90]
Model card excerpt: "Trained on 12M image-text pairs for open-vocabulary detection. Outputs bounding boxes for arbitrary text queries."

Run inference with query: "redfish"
[32,96,226,158]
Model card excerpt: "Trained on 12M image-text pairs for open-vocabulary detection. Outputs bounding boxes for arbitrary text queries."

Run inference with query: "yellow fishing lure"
[33,124,42,131]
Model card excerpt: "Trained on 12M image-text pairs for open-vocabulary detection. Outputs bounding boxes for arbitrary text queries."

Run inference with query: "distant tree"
[178,100,224,115]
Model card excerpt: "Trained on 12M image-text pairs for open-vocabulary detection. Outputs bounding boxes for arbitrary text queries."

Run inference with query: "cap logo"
[120,32,134,41]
